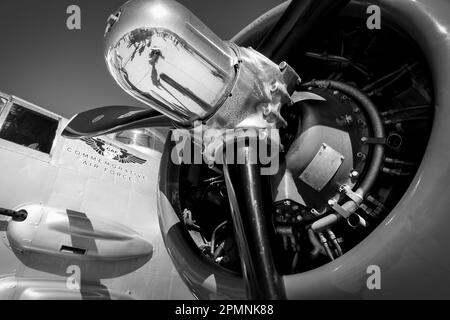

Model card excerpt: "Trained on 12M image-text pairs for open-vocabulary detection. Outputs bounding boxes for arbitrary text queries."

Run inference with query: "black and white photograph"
[0,0,448,309]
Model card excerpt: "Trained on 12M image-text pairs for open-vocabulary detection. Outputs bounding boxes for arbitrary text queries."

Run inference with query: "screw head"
[345,114,353,125]
[279,61,287,71]
[350,170,359,178]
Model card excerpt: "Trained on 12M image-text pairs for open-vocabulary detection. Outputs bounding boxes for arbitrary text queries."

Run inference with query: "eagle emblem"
[81,137,147,165]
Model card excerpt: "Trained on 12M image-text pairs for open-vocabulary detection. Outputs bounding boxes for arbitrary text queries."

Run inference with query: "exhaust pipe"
[347,213,367,229]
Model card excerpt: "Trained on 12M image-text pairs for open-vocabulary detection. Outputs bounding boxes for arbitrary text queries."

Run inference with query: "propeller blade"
[62,106,174,139]
[257,0,351,63]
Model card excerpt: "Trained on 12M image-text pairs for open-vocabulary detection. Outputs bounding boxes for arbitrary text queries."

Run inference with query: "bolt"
[259,129,268,140]
[344,114,353,125]
[270,81,278,92]
[350,170,359,178]
[279,61,287,71]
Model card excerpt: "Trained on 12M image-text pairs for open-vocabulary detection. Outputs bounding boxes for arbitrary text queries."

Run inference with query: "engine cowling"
[157,0,450,299]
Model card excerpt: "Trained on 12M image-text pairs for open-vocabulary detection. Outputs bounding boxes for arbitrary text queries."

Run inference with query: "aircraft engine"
[152,0,435,298]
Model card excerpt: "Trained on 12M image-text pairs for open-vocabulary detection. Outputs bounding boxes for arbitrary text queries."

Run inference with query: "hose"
[300,80,386,231]
[210,221,228,255]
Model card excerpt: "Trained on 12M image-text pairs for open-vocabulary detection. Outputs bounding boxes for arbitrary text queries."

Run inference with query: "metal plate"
[299,143,344,191]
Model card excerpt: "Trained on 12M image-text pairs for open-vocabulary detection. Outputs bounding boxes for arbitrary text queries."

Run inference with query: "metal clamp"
[327,199,351,219]
[339,184,363,204]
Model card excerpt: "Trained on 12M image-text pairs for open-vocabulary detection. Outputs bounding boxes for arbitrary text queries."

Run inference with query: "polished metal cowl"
[104,0,237,124]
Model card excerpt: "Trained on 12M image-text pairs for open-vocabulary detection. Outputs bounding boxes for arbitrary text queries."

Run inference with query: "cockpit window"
[0,97,7,111]
[0,104,58,154]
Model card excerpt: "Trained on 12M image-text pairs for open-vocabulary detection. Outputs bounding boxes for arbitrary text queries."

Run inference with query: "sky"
[0,0,285,118]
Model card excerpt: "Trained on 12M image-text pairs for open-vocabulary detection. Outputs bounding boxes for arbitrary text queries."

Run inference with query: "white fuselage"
[0,92,192,300]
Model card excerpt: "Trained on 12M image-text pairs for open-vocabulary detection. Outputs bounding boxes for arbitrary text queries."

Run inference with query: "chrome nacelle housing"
[104,0,237,124]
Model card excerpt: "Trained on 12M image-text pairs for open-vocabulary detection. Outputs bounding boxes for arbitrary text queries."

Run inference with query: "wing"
[81,137,105,156]
[113,150,147,164]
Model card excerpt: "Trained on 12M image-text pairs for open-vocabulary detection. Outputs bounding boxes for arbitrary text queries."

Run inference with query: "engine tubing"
[300,80,386,195]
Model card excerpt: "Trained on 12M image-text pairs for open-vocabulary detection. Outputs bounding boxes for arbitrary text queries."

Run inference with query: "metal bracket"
[339,184,363,204]
[327,199,351,219]
[279,62,301,95]
[328,185,364,219]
